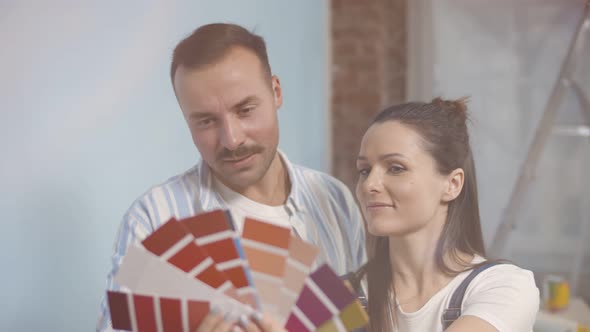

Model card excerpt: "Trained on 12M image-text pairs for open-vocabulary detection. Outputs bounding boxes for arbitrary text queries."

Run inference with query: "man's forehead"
[189,94,262,117]
[176,62,266,94]
[175,47,265,81]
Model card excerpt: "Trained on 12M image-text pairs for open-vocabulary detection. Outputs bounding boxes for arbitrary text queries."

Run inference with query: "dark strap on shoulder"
[340,272,368,310]
[441,261,501,329]
[340,272,368,332]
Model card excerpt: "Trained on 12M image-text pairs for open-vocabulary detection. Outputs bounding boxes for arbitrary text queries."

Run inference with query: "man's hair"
[170,23,272,86]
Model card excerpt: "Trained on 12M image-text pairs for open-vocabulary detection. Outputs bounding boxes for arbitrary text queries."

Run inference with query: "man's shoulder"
[290,163,350,192]
[126,164,202,216]
[288,163,358,210]
[143,165,200,197]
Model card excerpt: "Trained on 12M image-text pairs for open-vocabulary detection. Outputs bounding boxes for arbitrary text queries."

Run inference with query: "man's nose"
[220,117,246,151]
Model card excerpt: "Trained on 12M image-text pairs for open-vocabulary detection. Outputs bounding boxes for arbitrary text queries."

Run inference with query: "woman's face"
[355,121,454,237]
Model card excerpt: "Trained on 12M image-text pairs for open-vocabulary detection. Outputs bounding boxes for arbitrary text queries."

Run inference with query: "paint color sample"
[141,218,188,256]
[187,300,210,331]
[107,291,215,332]
[160,297,183,332]
[316,307,368,332]
[277,236,319,323]
[141,218,232,292]
[285,264,368,331]
[316,319,341,332]
[339,301,369,331]
[285,312,311,332]
[297,286,333,326]
[109,211,368,331]
[241,218,291,313]
[245,246,287,276]
[114,245,250,317]
[285,305,316,332]
[242,217,291,247]
[107,291,133,331]
[310,265,356,309]
[133,294,158,332]
[181,210,256,307]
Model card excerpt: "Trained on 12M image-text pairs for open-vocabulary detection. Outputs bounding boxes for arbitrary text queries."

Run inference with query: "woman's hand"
[195,308,287,332]
[244,312,287,332]
[195,308,233,332]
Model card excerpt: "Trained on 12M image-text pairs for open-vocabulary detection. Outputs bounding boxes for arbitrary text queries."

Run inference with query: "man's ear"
[271,75,283,108]
[442,168,464,202]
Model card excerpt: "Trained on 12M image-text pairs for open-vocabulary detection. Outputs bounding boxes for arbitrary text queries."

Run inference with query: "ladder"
[489,0,590,296]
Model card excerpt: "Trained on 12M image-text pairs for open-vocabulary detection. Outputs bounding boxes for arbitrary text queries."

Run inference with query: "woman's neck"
[388,219,445,292]
[387,214,475,312]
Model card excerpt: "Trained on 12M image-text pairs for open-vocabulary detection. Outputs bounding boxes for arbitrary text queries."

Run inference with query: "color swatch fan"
[107,209,368,331]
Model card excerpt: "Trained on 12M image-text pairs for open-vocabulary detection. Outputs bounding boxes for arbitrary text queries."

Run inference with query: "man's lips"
[221,153,255,165]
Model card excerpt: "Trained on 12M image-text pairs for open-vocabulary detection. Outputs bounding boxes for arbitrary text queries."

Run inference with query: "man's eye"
[196,118,214,127]
[239,106,255,115]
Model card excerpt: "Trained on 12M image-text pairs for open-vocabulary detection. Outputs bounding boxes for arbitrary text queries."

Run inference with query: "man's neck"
[225,152,290,206]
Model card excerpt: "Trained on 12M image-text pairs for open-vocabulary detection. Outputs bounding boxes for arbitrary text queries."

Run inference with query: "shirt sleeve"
[344,185,367,271]
[96,204,152,332]
[331,177,367,272]
[461,264,540,332]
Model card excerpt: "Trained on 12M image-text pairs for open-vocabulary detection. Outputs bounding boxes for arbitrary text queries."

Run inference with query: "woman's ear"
[442,168,464,202]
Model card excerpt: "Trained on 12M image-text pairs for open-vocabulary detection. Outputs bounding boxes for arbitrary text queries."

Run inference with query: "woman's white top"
[365,256,540,331]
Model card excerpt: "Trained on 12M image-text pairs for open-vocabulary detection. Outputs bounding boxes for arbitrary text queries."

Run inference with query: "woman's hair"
[354,98,486,332]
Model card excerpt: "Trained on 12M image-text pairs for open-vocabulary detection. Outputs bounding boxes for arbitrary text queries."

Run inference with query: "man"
[97,23,365,331]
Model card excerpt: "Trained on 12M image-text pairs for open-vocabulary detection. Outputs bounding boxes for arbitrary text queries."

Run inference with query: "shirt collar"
[279,150,304,213]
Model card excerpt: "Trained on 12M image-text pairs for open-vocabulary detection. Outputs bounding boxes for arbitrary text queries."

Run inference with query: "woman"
[353,98,539,331]
[197,98,539,332]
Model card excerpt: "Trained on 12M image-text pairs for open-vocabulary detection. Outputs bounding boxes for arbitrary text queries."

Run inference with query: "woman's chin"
[367,222,413,237]
[367,223,396,237]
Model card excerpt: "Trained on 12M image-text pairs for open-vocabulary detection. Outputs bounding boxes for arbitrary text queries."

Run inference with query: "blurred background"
[0,0,588,331]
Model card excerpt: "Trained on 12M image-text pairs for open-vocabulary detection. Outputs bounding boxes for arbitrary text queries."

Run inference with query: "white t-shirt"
[213,177,304,238]
[368,256,540,332]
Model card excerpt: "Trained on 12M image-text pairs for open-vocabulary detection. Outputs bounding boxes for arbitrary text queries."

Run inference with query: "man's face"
[174,47,282,191]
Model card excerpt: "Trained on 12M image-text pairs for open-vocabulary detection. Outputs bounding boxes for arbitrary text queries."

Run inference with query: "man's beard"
[217,144,265,160]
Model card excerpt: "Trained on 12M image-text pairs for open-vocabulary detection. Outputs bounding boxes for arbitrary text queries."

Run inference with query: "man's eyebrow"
[188,111,215,120]
[231,95,260,111]
[186,95,261,120]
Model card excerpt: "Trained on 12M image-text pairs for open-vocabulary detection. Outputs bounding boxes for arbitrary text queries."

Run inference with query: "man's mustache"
[218,144,264,160]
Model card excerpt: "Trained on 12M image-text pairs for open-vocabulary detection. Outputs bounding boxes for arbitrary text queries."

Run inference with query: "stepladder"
[489,0,590,297]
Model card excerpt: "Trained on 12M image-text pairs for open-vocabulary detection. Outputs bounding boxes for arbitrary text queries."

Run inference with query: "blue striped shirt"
[96,152,366,331]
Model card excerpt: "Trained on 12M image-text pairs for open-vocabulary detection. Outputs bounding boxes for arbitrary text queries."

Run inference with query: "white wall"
[0,1,329,330]
[426,0,590,292]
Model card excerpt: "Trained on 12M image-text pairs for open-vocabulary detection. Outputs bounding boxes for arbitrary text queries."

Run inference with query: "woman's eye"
[388,165,405,174]
[358,168,370,176]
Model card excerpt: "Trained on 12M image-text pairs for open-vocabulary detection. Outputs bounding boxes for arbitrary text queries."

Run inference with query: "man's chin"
[215,168,262,190]
[210,151,276,189]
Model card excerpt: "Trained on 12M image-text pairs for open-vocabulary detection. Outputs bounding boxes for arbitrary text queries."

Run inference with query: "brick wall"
[331,0,408,190]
